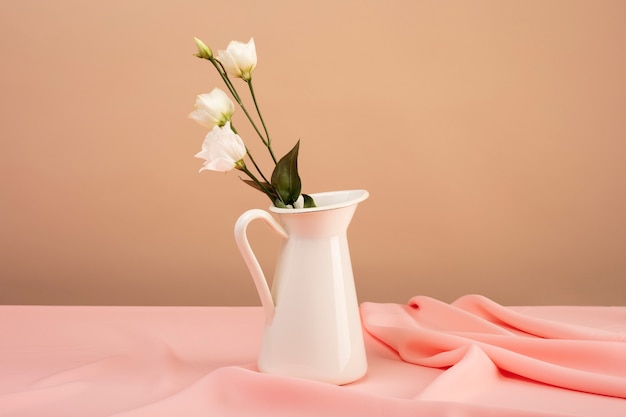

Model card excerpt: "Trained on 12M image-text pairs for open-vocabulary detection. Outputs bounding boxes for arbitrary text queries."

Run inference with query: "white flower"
[195,122,247,172]
[188,88,235,128]
[217,38,257,81]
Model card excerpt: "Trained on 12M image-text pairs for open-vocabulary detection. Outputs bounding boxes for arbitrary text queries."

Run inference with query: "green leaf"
[241,179,278,201]
[274,198,288,208]
[271,140,302,206]
[302,194,316,208]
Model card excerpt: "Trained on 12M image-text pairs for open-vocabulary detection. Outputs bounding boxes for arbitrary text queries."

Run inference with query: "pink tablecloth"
[1,295,625,417]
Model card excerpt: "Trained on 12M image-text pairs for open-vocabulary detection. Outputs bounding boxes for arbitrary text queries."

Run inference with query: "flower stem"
[210,59,241,103]
[247,79,277,164]
[209,59,270,149]
[230,123,270,184]
[245,147,270,184]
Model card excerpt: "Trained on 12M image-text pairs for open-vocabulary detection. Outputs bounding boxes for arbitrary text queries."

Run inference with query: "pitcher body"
[235,190,369,385]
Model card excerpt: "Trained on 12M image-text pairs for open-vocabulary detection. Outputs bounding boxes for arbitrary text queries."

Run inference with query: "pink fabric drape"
[361,294,626,398]
[1,296,625,417]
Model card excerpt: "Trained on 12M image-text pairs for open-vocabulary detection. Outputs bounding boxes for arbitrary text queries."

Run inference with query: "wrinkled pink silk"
[361,295,626,398]
[1,296,625,417]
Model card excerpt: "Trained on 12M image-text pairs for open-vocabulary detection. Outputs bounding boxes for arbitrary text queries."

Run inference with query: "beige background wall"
[1,0,625,306]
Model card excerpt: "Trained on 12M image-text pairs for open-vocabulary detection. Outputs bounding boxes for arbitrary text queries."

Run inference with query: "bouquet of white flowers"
[190,37,315,209]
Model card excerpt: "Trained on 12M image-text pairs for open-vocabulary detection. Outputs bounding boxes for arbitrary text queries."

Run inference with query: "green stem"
[248,79,277,164]
[208,59,237,99]
[209,59,270,148]
[245,147,270,184]
[230,123,270,184]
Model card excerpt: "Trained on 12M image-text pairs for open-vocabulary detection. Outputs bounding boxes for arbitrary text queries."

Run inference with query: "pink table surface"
[1,294,625,417]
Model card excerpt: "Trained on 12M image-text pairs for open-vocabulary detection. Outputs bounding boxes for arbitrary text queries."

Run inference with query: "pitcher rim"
[269,189,369,214]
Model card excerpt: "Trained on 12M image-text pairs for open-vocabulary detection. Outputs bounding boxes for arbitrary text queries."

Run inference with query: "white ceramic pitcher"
[234,189,369,385]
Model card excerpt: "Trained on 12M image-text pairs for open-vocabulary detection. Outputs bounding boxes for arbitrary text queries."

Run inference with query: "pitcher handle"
[234,209,288,325]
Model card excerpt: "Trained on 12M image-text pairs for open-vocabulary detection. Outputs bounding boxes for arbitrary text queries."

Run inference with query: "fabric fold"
[110,366,581,417]
[451,295,626,341]
[415,343,503,401]
[361,294,626,398]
